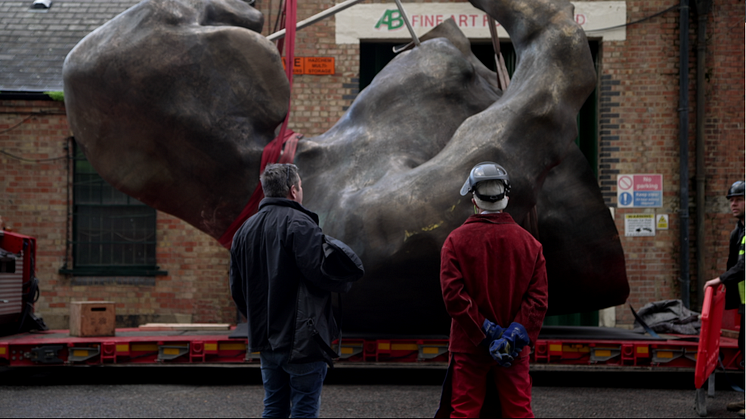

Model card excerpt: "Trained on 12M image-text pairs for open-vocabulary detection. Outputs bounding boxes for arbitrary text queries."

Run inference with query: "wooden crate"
[69,301,116,337]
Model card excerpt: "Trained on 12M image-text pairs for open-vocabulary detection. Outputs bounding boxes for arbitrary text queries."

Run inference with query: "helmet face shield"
[726,180,745,199]
[460,161,510,196]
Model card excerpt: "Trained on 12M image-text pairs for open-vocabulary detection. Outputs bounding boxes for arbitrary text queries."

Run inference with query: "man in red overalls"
[436,162,549,418]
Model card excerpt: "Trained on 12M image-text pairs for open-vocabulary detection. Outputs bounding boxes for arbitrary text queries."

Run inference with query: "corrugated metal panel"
[0,252,23,316]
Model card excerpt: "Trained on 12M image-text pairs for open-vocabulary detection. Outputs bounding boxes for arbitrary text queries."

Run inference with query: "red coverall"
[438,212,548,418]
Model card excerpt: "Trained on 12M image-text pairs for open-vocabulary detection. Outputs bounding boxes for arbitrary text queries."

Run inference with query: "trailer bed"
[0,326,741,371]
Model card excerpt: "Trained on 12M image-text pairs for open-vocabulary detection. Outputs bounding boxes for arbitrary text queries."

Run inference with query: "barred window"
[60,142,165,276]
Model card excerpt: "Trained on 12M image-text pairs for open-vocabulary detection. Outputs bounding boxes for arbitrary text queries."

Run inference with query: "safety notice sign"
[625,214,656,237]
[281,57,335,75]
[617,174,663,208]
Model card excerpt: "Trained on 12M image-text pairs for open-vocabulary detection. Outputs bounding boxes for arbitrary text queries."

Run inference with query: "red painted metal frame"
[695,285,727,388]
[0,231,37,327]
[0,231,36,286]
[0,327,743,370]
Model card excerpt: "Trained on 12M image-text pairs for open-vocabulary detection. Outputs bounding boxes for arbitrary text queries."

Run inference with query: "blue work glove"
[482,319,504,342]
[488,338,514,367]
[503,322,530,358]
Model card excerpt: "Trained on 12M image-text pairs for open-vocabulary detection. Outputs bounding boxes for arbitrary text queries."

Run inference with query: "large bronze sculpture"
[63,0,629,334]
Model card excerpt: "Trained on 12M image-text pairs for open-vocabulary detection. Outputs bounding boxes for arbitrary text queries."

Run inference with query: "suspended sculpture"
[63,0,629,334]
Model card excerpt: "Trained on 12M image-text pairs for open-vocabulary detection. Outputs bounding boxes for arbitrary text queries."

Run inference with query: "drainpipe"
[679,0,691,308]
[695,0,712,309]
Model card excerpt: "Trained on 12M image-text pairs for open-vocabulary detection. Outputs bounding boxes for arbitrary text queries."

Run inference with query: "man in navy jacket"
[230,163,362,418]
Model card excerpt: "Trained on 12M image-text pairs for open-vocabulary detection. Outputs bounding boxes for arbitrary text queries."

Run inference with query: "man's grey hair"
[260,163,300,198]
[473,180,509,211]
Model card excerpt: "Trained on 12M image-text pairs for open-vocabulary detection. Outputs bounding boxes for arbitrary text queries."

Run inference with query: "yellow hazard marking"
[72,350,89,357]
[0,347,6,355]
[656,351,673,359]
[378,343,391,351]
[549,344,562,352]
[163,348,181,356]
[116,344,129,353]
[204,343,218,352]
[131,344,158,352]
[636,346,649,354]
[219,343,246,351]
[391,344,419,351]
[594,349,612,358]
[422,347,442,355]
[341,347,354,355]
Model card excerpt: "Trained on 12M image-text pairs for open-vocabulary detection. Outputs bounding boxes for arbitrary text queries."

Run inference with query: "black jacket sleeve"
[721,256,744,287]
[290,218,356,293]
[722,224,744,310]
[229,248,248,318]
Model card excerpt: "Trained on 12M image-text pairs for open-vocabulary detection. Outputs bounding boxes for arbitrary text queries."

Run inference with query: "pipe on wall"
[678,0,691,308]
[694,0,712,309]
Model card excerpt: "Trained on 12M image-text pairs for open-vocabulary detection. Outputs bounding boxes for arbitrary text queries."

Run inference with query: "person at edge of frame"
[229,163,364,418]
[436,161,549,418]
[704,180,745,417]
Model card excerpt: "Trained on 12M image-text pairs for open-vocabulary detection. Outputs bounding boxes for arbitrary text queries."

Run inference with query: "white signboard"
[625,214,656,237]
[335,1,627,44]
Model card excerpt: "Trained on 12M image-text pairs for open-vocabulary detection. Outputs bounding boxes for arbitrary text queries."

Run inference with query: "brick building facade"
[0,0,743,330]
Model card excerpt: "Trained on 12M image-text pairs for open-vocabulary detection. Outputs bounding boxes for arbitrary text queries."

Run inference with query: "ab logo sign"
[375,10,404,31]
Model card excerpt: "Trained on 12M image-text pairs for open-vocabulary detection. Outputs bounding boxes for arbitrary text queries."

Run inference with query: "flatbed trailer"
[1,326,741,372]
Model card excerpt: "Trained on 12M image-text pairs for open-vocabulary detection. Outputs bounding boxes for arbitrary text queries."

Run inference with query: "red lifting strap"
[218,0,299,249]
[218,130,301,248]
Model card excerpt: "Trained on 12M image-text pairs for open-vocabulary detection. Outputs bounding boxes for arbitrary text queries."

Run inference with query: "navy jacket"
[229,198,362,365]
[722,221,744,311]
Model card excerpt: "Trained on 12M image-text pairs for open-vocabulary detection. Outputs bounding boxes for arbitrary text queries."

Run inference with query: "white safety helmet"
[460,161,511,202]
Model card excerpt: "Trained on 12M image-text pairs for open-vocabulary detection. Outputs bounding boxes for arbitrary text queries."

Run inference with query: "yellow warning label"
[218,343,246,351]
[391,344,419,351]
[656,351,673,358]
[656,214,669,230]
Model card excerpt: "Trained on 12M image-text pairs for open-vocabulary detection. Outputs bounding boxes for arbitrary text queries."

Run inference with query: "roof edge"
[0,91,57,101]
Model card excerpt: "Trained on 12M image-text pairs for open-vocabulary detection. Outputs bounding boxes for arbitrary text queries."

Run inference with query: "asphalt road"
[0,366,743,418]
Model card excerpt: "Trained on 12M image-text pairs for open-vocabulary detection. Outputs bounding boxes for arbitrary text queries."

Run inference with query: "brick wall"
[0,100,233,329]
[600,0,745,326]
[256,0,360,137]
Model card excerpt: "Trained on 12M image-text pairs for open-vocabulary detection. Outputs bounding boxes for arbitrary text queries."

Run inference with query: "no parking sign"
[617,174,662,208]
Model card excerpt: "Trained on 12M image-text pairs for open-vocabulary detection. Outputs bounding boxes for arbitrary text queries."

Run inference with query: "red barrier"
[695,285,726,389]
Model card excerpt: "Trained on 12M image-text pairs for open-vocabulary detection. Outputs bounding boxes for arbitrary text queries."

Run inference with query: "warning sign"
[625,214,656,237]
[656,214,669,230]
[617,174,663,208]
[282,57,335,75]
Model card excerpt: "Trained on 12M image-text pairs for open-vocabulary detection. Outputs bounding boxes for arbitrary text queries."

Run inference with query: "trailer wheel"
[695,387,707,417]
